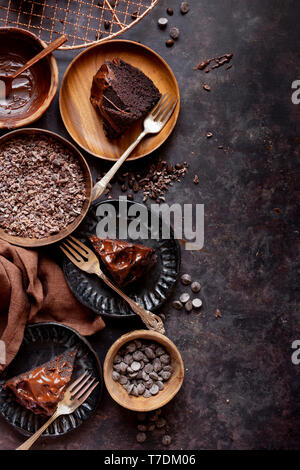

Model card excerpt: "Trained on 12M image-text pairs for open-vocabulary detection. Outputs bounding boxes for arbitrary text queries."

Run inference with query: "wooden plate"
[59,40,180,161]
[0,322,103,437]
[104,330,184,412]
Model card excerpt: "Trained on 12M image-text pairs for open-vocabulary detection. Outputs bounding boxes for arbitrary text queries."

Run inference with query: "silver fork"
[16,371,99,450]
[92,93,178,201]
[60,236,165,334]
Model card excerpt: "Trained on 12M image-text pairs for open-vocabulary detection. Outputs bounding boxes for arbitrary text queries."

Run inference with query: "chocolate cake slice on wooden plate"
[90,58,161,140]
[89,236,157,287]
[3,349,77,416]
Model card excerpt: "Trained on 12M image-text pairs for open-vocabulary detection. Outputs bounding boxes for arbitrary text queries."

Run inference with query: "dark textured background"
[1,0,300,450]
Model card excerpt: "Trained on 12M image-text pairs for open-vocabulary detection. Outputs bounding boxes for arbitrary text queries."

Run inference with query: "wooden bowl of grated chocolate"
[104,330,184,412]
[0,128,92,247]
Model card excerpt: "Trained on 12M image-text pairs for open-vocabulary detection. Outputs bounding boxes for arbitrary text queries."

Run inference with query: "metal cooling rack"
[0,0,159,49]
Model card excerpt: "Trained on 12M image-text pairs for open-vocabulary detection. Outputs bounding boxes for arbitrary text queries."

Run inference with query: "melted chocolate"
[0,54,34,116]
[89,236,157,287]
[4,350,76,416]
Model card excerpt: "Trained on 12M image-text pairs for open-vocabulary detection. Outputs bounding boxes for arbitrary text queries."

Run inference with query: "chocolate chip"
[137,424,147,432]
[119,375,128,385]
[156,381,164,390]
[166,7,174,15]
[170,27,180,39]
[131,361,141,371]
[206,132,213,138]
[180,293,190,304]
[160,354,170,365]
[191,281,201,293]
[162,435,172,445]
[166,39,174,47]
[153,359,162,373]
[172,300,183,310]
[181,273,192,285]
[203,83,211,91]
[131,11,138,19]
[158,17,168,29]
[143,389,151,398]
[136,432,147,443]
[156,417,167,428]
[112,371,120,381]
[185,300,193,312]
[104,20,110,29]
[137,383,145,395]
[180,2,190,14]
[192,298,202,309]
[150,384,159,395]
[144,347,155,360]
[133,350,144,361]
[193,174,199,184]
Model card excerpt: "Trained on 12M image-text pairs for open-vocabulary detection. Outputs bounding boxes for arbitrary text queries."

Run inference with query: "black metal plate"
[0,322,103,437]
[63,200,181,318]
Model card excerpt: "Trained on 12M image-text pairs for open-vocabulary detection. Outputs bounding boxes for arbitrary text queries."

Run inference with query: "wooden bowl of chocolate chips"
[104,330,184,412]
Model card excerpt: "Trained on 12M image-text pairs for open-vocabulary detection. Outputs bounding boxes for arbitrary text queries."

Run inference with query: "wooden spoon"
[0,35,67,99]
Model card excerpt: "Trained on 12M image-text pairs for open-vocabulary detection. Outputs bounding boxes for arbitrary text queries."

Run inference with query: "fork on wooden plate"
[16,371,99,450]
[60,236,165,334]
[92,92,178,201]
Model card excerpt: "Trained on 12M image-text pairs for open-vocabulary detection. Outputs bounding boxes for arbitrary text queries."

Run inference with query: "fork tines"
[67,371,99,403]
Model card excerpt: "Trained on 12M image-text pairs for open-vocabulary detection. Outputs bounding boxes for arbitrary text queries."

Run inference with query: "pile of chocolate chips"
[136,409,172,446]
[97,159,189,203]
[112,339,173,398]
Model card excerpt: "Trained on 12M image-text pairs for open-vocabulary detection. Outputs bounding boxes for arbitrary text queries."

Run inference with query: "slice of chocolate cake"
[89,236,157,287]
[90,58,161,140]
[4,349,77,416]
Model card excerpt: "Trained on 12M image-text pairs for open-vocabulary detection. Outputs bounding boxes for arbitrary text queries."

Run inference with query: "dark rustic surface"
[1,0,300,450]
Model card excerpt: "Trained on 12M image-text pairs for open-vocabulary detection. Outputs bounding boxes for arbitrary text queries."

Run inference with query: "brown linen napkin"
[0,240,105,373]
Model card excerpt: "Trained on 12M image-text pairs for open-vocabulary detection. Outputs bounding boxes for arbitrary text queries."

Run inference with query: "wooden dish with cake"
[59,40,180,161]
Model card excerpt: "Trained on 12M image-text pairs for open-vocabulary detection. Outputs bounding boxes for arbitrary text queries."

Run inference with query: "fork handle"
[16,410,59,450]
[95,267,165,334]
[92,129,148,201]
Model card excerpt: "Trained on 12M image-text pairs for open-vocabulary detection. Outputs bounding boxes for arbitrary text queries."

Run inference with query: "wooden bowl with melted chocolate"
[0,28,59,129]
[104,330,184,412]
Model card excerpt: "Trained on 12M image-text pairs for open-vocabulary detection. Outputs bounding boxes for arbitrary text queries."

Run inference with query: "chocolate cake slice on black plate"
[89,236,157,287]
[3,349,77,416]
[90,58,161,140]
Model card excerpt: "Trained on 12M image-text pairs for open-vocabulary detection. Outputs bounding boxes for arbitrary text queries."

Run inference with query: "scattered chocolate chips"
[136,432,147,443]
[191,281,201,293]
[0,134,86,239]
[97,160,188,204]
[113,339,173,398]
[180,2,190,14]
[181,274,192,285]
[158,17,168,29]
[185,300,193,312]
[170,27,180,39]
[172,300,183,310]
[162,434,172,445]
[192,298,202,309]
[180,293,190,304]
[166,38,174,47]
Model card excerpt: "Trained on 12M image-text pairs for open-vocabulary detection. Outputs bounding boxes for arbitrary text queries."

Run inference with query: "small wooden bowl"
[0,128,92,248]
[104,330,184,412]
[0,27,59,129]
[59,40,180,161]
